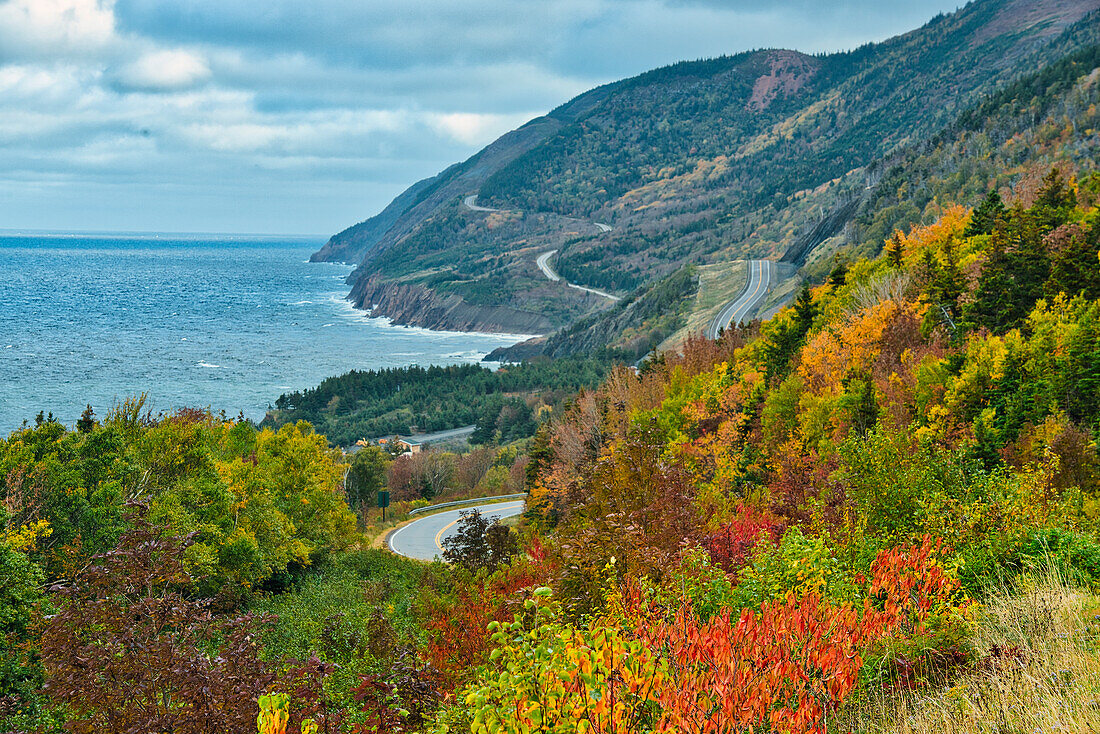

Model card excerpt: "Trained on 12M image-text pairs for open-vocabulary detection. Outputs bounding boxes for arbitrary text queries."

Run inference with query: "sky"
[0,0,964,236]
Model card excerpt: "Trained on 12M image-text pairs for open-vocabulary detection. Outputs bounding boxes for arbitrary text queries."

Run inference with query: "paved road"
[536,249,561,281]
[707,260,773,339]
[348,425,476,453]
[465,192,618,298]
[535,249,621,301]
[409,425,476,445]
[387,500,525,561]
[462,194,501,213]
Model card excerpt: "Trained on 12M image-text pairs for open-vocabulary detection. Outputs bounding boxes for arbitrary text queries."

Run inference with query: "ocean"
[0,232,528,434]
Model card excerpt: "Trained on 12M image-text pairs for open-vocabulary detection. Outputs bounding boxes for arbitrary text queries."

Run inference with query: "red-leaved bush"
[702,502,784,575]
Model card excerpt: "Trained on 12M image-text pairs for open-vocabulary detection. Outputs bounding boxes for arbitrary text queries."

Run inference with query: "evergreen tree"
[966,210,1050,333]
[839,373,879,436]
[828,255,849,288]
[1032,168,1076,233]
[884,231,904,268]
[76,405,96,434]
[791,283,819,335]
[1005,209,1050,317]
[1046,219,1100,301]
[964,189,1006,237]
[966,232,1016,333]
[763,284,818,384]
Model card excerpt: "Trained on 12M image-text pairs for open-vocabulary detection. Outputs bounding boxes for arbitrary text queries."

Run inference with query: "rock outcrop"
[349,276,554,335]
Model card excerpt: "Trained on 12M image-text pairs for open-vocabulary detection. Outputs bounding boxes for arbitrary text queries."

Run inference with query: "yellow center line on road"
[735,260,766,322]
[434,518,460,552]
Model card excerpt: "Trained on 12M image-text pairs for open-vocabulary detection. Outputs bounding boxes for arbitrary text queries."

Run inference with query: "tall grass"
[845,568,1100,733]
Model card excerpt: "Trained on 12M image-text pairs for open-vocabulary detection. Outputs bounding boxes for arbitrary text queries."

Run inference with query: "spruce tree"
[965,189,1006,237]
[885,231,904,268]
[1047,219,1100,301]
[1032,168,1076,233]
[966,231,1016,332]
[76,405,96,433]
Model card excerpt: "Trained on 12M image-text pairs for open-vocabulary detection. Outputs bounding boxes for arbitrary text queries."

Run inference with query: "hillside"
[315,0,1099,341]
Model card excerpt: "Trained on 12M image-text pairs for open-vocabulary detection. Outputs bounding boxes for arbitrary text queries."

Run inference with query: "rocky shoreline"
[348,275,555,335]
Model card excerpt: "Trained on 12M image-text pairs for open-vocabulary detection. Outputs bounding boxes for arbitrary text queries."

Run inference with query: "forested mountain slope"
[491,41,1100,361]
[317,0,1099,339]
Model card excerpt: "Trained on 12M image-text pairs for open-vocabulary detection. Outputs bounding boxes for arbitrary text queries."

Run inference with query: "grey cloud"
[0,0,961,234]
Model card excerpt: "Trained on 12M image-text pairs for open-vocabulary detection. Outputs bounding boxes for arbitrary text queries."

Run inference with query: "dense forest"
[263,358,608,447]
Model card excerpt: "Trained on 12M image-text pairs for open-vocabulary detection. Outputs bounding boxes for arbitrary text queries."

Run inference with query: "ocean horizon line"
[0,227,328,241]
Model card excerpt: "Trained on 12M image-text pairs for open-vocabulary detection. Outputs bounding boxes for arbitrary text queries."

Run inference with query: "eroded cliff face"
[348,276,554,335]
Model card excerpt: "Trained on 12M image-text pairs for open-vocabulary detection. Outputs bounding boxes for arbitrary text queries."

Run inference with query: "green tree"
[441,510,519,571]
[76,405,96,433]
[0,535,45,720]
[885,231,904,268]
[964,189,1006,237]
[762,284,817,384]
[346,444,388,511]
[1046,219,1100,301]
[1031,168,1076,233]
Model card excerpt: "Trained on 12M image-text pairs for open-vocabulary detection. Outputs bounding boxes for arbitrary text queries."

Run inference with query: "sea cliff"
[348,276,554,335]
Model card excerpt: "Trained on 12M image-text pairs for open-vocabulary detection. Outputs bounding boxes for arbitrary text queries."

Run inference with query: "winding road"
[464,195,620,301]
[536,249,561,282]
[534,249,621,301]
[707,260,773,339]
[462,195,501,213]
[387,499,525,561]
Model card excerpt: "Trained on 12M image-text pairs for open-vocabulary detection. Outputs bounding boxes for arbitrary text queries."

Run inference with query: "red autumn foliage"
[418,541,558,691]
[767,449,849,532]
[702,502,783,575]
[38,517,336,734]
[628,535,962,734]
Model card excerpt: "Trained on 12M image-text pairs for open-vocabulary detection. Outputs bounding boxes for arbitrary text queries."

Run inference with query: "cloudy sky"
[0,0,962,236]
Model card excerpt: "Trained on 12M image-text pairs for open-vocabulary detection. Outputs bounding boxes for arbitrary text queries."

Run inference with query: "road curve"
[536,249,561,281]
[387,500,525,561]
[707,260,773,339]
[535,249,621,301]
[463,195,501,213]
[465,193,620,301]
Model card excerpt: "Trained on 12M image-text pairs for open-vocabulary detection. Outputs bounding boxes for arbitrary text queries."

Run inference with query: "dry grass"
[658,261,749,350]
[844,570,1100,734]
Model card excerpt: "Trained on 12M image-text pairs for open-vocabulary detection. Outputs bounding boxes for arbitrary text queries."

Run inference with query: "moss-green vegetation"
[263,358,608,447]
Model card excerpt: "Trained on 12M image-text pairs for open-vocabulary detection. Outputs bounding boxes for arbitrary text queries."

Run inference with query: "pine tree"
[1032,168,1076,233]
[885,231,904,268]
[964,189,1006,237]
[76,405,96,433]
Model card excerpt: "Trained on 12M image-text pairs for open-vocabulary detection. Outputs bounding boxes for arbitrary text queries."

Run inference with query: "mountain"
[315,0,1100,341]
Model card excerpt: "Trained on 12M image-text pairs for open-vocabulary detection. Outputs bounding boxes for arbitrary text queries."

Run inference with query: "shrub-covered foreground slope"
[426,171,1100,731]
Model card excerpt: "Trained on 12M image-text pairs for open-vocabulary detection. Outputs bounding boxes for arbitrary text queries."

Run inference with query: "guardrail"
[407,493,526,516]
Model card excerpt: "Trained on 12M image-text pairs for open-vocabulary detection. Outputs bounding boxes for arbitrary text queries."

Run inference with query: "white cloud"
[428,111,533,146]
[115,48,210,90]
[0,0,117,59]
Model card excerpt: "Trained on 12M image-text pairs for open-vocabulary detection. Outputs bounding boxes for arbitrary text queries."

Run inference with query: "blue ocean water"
[0,232,528,434]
